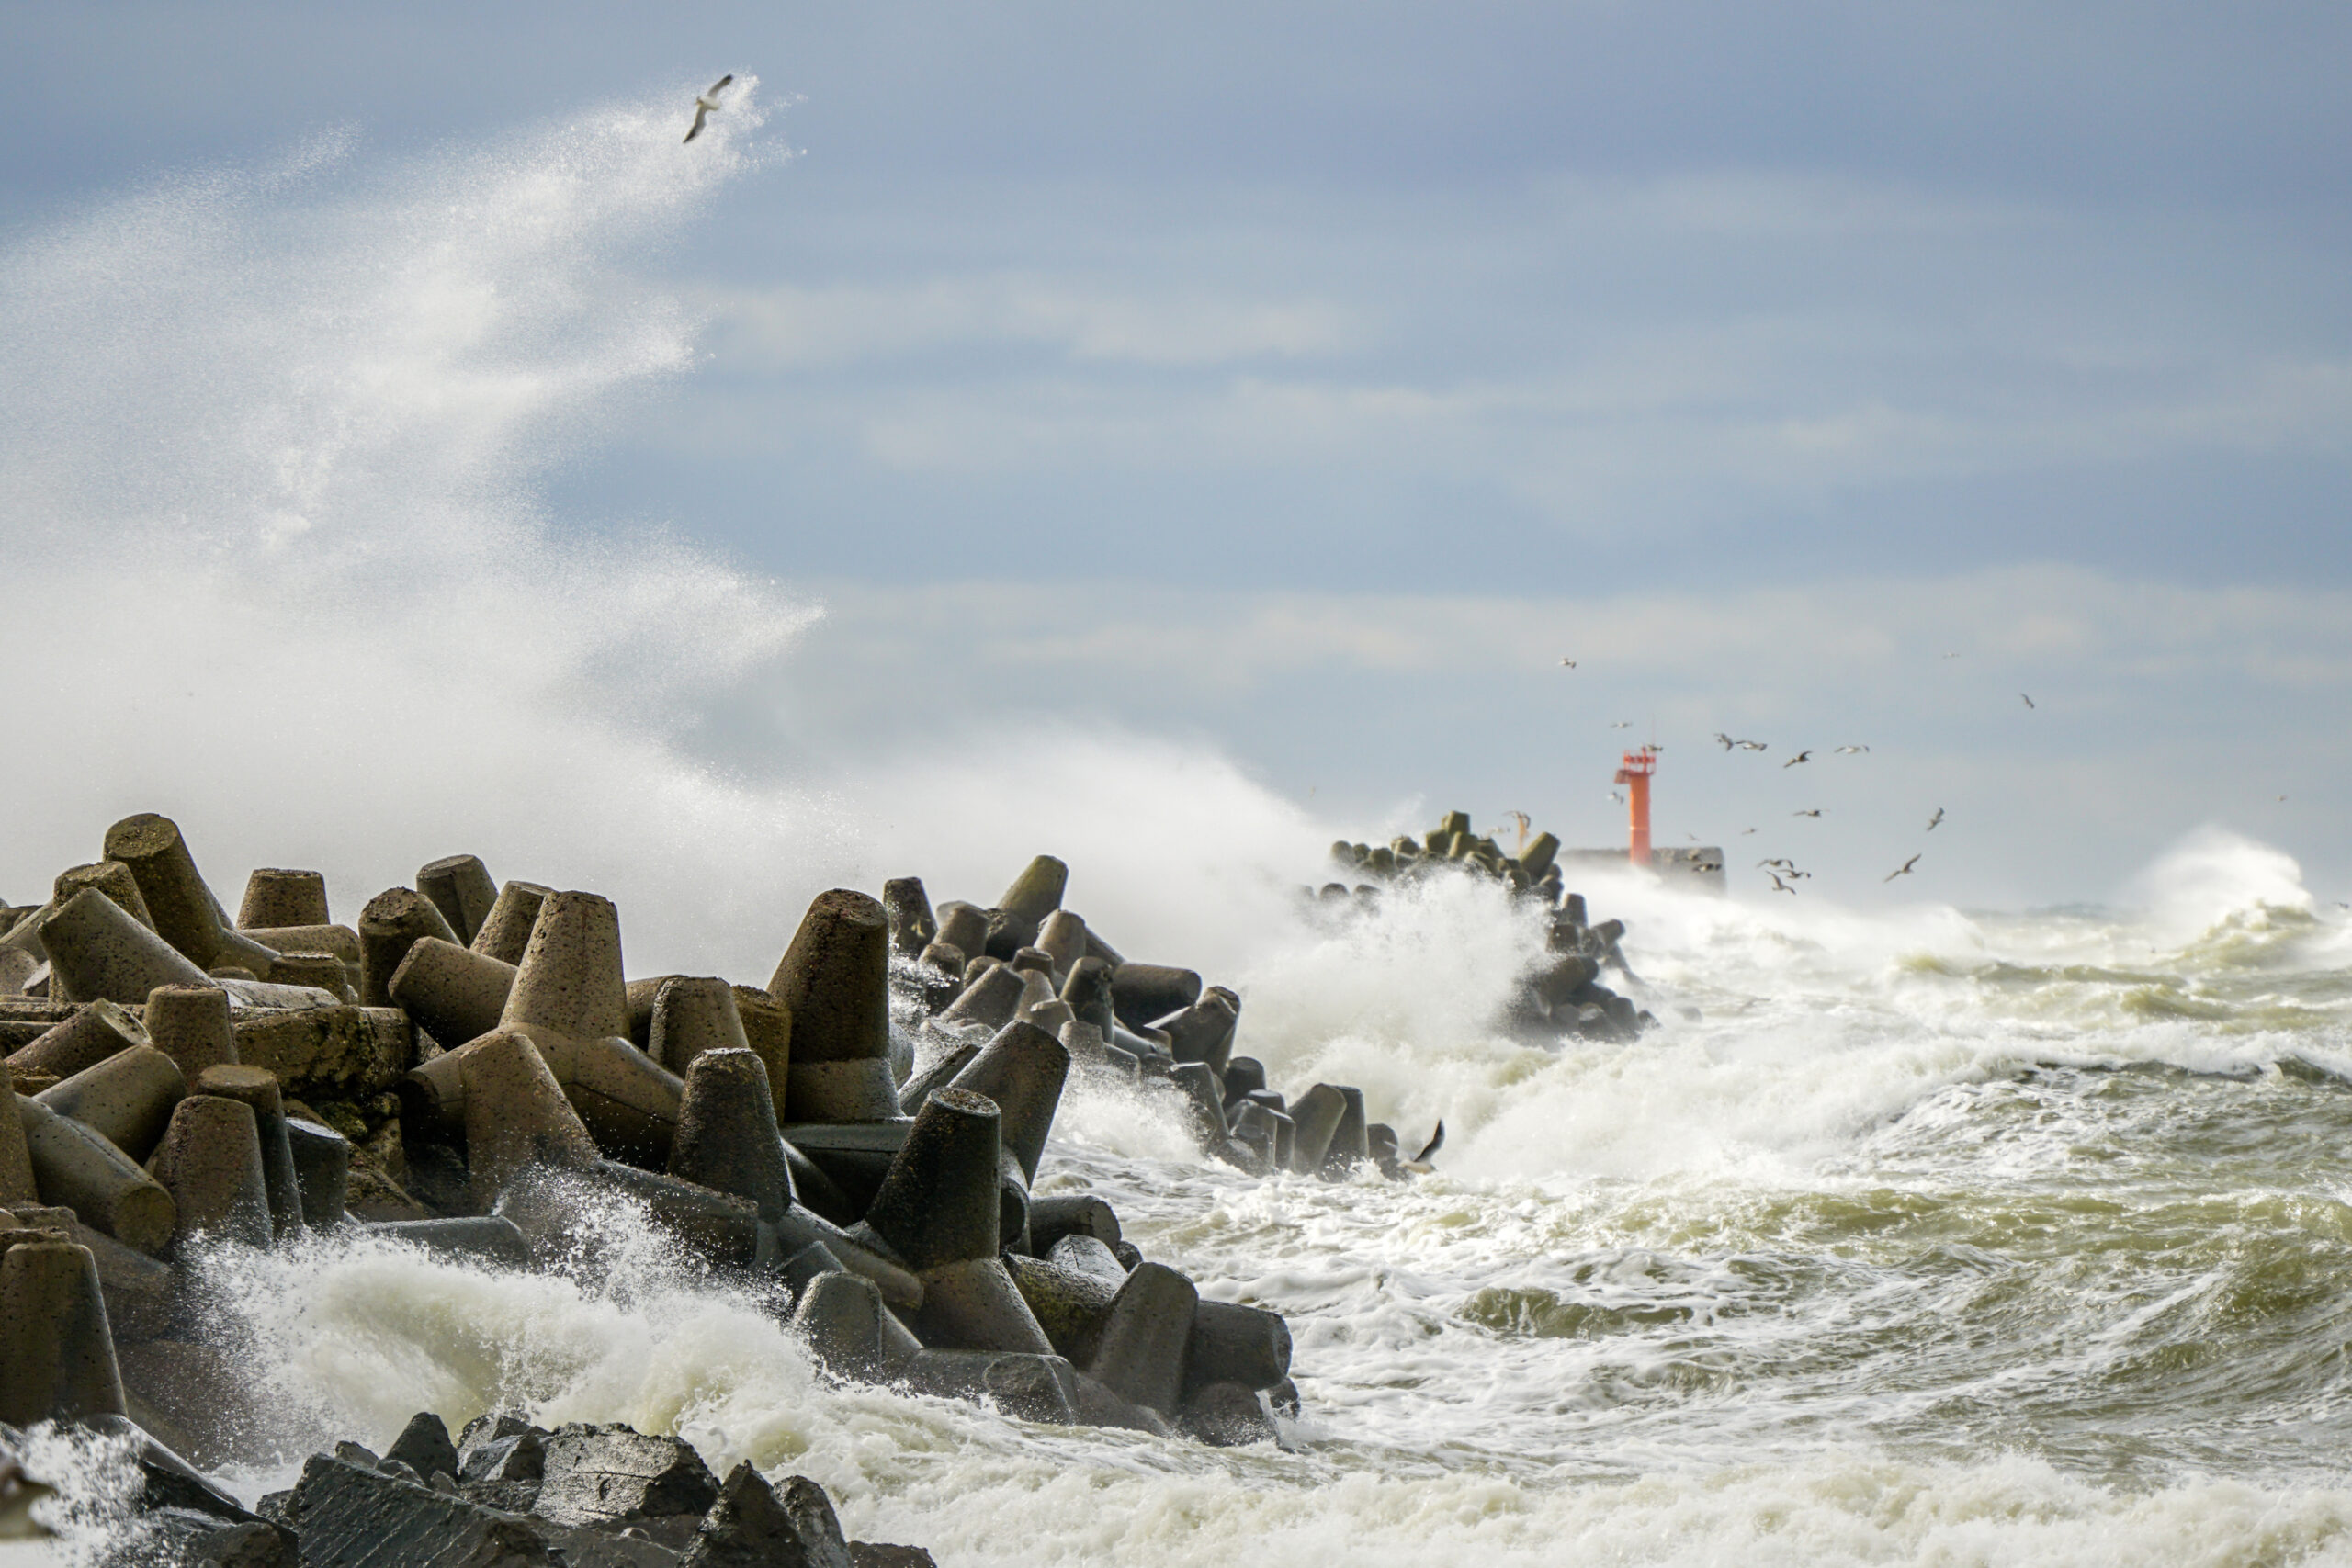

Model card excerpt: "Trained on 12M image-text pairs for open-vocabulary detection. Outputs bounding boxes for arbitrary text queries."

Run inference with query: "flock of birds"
[1562,650,2041,896]
[1702,732,1943,891]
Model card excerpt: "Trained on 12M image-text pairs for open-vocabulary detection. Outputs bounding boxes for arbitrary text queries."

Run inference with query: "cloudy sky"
[5,2,2348,909]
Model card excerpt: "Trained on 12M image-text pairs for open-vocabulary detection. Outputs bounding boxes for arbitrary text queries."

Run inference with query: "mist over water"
[9,90,2352,1567]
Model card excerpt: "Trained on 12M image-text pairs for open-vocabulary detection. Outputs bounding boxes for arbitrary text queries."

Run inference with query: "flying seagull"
[1767,872,1797,895]
[1884,853,1922,884]
[1758,857,1796,871]
[2019,692,2036,709]
[1739,826,1757,835]
[1834,745,1870,754]
[1559,658,1577,668]
[1737,739,1768,752]
[1926,807,1945,831]
[1403,1121,1445,1174]
[1783,750,1813,768]
[1793,808,1822,818]
[684,75,735,143]
[1611,720,1632,729]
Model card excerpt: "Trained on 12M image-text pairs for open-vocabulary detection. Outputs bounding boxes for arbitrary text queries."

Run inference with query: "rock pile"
[1318,808,1655,1041]
[0,815,1342,1555]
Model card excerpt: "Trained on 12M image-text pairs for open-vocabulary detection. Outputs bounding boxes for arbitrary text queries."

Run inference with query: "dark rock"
[136,1505,295,1568]
[848,1547,935,1568]
[680,1462,854,1568]
[279,1450,556,1566]
[534,1424,718,1528]
[384,1411,460,1487]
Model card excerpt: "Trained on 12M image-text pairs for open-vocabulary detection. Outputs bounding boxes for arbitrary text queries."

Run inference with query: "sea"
[5,87,2351,1568]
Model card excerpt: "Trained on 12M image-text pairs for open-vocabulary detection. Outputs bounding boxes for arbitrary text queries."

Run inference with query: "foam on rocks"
[0,807,1646,1556]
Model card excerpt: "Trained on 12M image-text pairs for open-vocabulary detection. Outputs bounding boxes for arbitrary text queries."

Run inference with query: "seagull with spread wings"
[684,75,736,143]
[1884,853,1923,884]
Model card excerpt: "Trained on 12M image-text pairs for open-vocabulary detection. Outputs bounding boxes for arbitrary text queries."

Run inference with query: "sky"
[3,2,2348,911]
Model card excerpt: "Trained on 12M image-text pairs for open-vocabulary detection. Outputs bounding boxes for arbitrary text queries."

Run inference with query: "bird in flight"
[1611,721,1632,729]
[1739,826,1757,835]
[1783,750,1813,768]
[1609,791,1627,806]
[1559,658,1577,668]
[2019,692,2036,709]
[684,75,735,143]
[1926,807,1945,831]
[1716,732,1767,751]
[1793,808,1822,818]
[1941,651,1962,659]
[1834,745,1870,754]
[1883,853,1922,883]
[1758,857,1796,871]
[1767,872,1798,895]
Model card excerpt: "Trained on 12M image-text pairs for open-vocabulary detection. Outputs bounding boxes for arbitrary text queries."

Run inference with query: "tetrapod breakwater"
[0,807,1644,1562]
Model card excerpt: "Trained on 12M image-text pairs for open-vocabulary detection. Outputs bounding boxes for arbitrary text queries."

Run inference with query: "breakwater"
[0,807,1640,1562]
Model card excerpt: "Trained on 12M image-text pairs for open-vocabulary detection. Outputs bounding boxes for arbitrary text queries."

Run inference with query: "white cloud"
[703,276,1353,368]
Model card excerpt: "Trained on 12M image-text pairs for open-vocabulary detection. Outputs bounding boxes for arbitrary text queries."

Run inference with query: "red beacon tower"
[1613,745,1657,863]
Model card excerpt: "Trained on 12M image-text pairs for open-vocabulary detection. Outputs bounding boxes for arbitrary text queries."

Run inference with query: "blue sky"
[5,3,2349,909]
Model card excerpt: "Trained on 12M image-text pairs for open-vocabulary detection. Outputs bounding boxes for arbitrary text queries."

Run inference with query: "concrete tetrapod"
[1162,994,1240,1077]
[192,1066,303,1239]
[469,880,551,965]
[403,1023,684,1165]
[144,984,241,1082]
[995,855,1069,937]
[936,964,1023,1033]
[147,1095,275,1254]
[416,855,499,947]
[861,1088,1003,1273]
[0,1056,36,1206]
[791,1269,921,1377]
[896,1043,980,1116]
[285,1117,351,1228]
[909,1256,1057,1356]
[880,876,936,959]
[648,976,750,1077]
[40,888,213,1005]
[7,998,154,1081]
[1321,1085,1371,1177]
[729,985,793,1121]
[0,1240,127,1428]
[34,1045,187,1164]
[387,938,516,1053]
[1027,1194,1120,1253]
[500,890,629,1043]
[102,814,278,977]
[357,887,458,1008]
[15,1098,176,1254]
[1109,964,1202,1032]
[1058,958,1117,1039]
[768,890,899,1122]
[1168,1064,1228,1153]
[53,862,155,933]
[1034,910,1089,980]
[237,868,330,931]
[669,1048,795,1222]
[459,1030,601,1211]
[1286,1083,1349,1176]
[1086,1261,1200,1416]
[933,902,989,966]
[946,1021,1069,1185]
[1007,1253,1121,1365]
[1183,1300,1292,1397]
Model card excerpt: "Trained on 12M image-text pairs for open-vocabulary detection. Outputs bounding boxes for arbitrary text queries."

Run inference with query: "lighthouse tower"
[1613,745,1657,863]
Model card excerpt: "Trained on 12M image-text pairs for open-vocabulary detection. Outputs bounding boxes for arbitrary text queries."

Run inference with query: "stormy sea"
[6,88,2351,1568]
